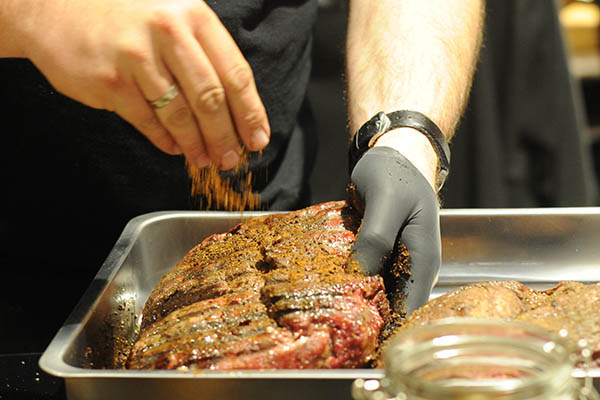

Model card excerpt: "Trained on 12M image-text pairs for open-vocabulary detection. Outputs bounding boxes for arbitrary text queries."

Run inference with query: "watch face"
[355,112,389,150]
[367,113,392,148]
[350,112,392,172]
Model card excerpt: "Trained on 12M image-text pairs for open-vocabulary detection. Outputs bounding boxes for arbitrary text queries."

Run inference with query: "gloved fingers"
[351,230,395,276]
[350,185,412,276]
[349,147,427,276]
[398,207,442,314]
[349,146,441,311]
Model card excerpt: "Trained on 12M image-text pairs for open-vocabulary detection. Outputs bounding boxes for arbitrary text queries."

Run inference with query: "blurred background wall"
[307,0,600,208]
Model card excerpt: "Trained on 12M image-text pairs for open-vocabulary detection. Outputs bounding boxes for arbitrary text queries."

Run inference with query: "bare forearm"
[346,0,484,187]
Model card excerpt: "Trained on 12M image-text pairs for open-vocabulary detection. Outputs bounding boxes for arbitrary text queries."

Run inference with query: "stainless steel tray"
[40,208,600,400]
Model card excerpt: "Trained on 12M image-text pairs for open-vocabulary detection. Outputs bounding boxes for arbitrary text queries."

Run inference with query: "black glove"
[349,146,441,314]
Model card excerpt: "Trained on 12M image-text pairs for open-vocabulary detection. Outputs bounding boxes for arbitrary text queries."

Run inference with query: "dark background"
[308,0,600,208]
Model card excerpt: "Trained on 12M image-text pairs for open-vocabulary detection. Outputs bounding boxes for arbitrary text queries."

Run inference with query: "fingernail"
[250,128,269,150]
[220,150,240,170]
[195,153,211,169]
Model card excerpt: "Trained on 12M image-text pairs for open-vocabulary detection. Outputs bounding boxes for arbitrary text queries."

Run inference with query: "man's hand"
[4,0,270,170]
[350,146,441,314]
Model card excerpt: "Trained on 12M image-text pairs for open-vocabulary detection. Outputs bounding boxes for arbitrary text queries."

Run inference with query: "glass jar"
[353,318,599,400]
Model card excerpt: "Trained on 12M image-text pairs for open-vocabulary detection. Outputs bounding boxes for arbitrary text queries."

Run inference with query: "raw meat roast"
[127,201,405,370]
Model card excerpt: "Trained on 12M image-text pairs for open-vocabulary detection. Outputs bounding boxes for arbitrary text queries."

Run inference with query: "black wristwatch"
[348,110,451,191]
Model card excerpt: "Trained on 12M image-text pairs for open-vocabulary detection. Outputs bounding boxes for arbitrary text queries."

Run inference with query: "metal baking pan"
[40,208,600,400]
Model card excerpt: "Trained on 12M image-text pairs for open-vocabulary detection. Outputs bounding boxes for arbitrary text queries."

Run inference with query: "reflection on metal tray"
[40,208,600,400]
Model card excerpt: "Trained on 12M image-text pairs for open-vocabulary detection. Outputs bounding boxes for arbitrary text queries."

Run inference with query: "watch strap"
[387,110,451,190]
[349,110,451,190]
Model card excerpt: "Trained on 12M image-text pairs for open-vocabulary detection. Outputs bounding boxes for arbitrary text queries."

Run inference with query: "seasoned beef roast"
[386,280,600,367]
[127,200,600,370]
[127,201,400,370]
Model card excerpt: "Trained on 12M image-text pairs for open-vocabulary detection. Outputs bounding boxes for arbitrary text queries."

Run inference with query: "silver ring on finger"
[149,84,179,109]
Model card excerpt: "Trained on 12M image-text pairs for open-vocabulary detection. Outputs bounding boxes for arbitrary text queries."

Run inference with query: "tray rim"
[39,207,600,379]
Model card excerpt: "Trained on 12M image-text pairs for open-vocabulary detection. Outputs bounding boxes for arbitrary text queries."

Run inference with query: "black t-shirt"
[0,0,318,352]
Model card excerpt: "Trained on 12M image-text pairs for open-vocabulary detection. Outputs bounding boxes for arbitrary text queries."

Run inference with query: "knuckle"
[115,34,152,65]
[138,114,163,132]
[240,109,265,129]
[121,44,152,65]
[187,5,212,27]
[223,63,254,94]
[204,133,239,158]
[214,134,238,150]
[98,68,126,91]
[166,106,194,128]
[195,86,226,114]
[150,9,179,36]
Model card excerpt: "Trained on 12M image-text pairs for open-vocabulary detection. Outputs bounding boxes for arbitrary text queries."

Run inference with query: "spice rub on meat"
[127,200,600,371]
[127,201,400,370]
[384,280,600,367]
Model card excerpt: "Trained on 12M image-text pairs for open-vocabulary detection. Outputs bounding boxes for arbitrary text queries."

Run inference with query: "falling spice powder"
[186,151,261,211]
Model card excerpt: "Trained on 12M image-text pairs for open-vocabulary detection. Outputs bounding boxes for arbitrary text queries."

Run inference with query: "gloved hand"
[349,146,441,314]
